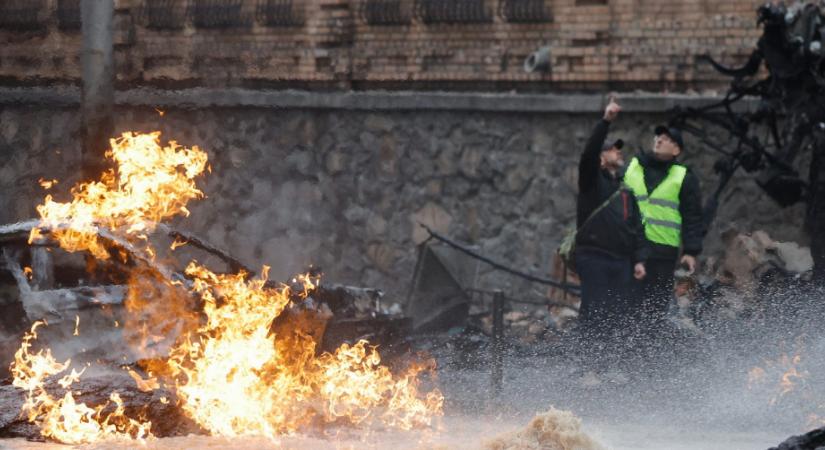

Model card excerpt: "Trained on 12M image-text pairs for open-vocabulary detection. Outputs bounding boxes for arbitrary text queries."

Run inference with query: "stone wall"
[0,93,808,300]
[0,0,767,91]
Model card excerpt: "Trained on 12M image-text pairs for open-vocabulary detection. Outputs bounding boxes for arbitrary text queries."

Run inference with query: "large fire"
[11,131,443,444]
[165,263,442,436]
[28,131,208,259]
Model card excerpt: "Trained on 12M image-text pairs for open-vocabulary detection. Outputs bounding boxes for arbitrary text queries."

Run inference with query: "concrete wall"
[0,89,808,300]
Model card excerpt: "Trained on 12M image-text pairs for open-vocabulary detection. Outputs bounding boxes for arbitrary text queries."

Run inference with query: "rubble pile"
[478,309,554,345]
[706,228,812,290]
[674,228,814,326]
[502,310,553,345]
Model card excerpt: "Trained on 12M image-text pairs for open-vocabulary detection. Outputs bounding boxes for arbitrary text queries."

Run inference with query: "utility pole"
[80,0,114,180]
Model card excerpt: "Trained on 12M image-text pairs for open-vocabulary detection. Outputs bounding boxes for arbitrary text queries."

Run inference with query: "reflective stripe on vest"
[623,157,687,247]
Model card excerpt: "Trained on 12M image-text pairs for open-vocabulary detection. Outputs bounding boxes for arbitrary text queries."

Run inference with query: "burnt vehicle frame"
[0,220,410,378]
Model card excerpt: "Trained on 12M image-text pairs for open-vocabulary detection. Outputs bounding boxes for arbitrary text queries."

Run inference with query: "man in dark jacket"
[575,97,649,337]
[623,124,703,328]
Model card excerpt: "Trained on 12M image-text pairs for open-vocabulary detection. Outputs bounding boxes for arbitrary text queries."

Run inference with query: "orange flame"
[29,131,208,259]
[162,263,443,436]
[39,178,58,189]
[170,238,188,250]
[127,369,160,393]
[778,355,808,398]
[749,350,810,406]
[11,321,151,443]
[13,131,443,443]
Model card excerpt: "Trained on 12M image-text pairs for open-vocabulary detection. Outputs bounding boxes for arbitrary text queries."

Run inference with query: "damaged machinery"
[667,2,825,281]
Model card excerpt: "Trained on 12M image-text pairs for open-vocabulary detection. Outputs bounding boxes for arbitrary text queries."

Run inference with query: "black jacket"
[576,120,649,264]
[634,151,704,261]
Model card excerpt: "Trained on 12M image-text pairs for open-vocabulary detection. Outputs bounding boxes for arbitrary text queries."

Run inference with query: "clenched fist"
[604,95,621,122]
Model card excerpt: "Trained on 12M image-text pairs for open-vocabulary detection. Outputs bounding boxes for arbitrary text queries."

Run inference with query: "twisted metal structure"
[667,2,825,281]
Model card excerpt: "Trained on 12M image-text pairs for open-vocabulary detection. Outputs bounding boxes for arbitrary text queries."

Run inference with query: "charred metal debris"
[668,2,825,280]
[0,220,408,380]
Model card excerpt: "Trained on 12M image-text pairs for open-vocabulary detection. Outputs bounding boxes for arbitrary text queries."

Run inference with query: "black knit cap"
[654,125,685,150]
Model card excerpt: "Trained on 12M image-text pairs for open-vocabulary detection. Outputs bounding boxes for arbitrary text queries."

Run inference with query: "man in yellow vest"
[623,123,704,329]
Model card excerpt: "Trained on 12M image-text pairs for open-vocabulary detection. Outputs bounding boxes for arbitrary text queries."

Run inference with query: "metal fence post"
[491,290,504,395]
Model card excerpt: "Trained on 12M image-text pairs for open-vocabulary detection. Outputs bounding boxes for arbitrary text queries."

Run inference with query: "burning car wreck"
[0,220,410,380]
[0,131,442,443]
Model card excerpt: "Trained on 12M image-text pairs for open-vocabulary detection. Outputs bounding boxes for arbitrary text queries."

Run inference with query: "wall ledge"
[0,87,758,113]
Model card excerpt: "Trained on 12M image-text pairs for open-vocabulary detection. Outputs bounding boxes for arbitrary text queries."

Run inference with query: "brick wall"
[0,0,766,91]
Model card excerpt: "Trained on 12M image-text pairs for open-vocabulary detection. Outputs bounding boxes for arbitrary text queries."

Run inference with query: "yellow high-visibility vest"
[623,157,687,247]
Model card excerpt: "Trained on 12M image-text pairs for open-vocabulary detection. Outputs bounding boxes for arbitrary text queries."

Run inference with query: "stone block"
[366,243,397,273]
[363,114,395,133]
[410,202,452,244]
[325,149,346,174]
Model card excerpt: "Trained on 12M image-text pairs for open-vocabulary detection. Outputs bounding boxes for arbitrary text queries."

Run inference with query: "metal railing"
[140,0,188,30]
[190,0,250,29]
[498,0,551,23]
[414,0,492,24]
[56,0,82,31]
[45,0,553,33]
[257,0,304,27]
[0,0,48,31]
[361,0,412,26]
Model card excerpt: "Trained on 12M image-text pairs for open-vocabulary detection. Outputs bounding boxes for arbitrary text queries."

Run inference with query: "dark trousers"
[633,258,676,325]
[628,257,699,380]
[575,248,634,339]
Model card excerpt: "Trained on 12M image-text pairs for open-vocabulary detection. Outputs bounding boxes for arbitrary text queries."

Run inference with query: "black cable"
[419,223,581,294]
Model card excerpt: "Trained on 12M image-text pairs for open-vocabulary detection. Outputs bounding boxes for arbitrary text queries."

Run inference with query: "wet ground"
[0,416,785,449]
[0,348,806,450]
[2,287,824,449]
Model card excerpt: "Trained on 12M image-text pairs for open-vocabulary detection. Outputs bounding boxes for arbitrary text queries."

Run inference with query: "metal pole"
[491,290,504,395]
[80,0,114,180]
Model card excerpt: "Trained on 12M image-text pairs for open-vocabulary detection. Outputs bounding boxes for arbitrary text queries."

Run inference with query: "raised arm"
[579,96,621,191]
